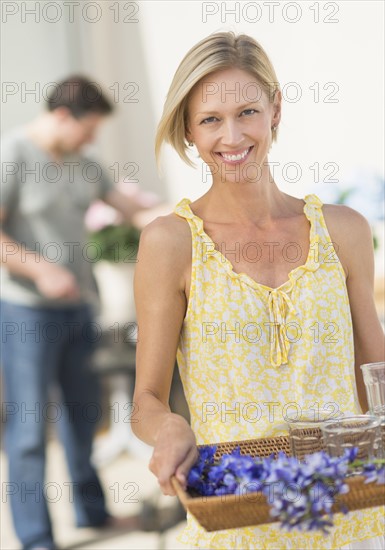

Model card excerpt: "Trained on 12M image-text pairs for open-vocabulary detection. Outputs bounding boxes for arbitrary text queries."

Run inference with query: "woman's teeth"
[220,147,251,162]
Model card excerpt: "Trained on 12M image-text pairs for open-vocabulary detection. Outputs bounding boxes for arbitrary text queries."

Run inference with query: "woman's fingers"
[149,444,199,496]
[149,451,179,496]
[157,468,179,496]
[147,416,199,496]
[175,446,200,490]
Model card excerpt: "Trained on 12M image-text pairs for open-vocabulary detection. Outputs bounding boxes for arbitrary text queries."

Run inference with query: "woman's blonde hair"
[155,32,280,168]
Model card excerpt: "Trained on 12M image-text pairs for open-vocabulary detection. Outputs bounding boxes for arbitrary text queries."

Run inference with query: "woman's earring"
[271,125,277,131]
[188,141,194,147]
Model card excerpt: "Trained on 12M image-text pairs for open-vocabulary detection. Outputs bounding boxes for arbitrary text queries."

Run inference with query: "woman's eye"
[200,116,219,124]
[241,109,258,116]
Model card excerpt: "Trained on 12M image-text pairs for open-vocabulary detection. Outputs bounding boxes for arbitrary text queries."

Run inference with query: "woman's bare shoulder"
[140,212,191,244]
[322,203,373,276]
[322,203,371,239]
[137,213,192,271]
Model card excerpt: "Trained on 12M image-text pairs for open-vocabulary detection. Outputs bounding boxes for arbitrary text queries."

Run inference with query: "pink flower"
[84,201,122,231]
[84,180,161,231]
[117,180,160,208]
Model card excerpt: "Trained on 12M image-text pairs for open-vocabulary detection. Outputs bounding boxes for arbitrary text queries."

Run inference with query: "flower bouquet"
[84,180,160,325]
[85,180,159,263]
[171,435,385,533]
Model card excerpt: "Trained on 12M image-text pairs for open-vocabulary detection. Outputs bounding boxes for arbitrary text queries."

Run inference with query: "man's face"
[58,112,105,153]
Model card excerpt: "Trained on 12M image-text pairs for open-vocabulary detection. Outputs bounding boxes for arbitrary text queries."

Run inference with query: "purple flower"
[185,444,384,534]
[363,463,385,485]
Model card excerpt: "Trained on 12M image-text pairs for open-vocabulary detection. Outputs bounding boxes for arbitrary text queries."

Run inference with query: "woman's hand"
[149,414,199,496]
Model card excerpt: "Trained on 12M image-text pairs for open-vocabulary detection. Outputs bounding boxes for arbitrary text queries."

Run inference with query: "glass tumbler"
[361,362,385,455]
[360,362,385,420]
[320,415,382,468]
[286,409,343,461]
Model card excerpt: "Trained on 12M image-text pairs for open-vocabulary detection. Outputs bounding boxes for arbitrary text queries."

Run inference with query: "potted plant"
[85,181,156,328]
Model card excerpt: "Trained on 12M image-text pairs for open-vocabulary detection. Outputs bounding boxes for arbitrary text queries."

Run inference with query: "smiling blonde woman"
[133,32,385,549]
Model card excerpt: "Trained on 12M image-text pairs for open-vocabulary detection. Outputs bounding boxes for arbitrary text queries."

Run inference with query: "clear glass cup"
[320,415,382,470]
[286,408,343,461]
[361,362,385,455]
[360,362,385,421]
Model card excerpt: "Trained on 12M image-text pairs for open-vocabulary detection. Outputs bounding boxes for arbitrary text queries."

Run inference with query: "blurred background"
[1,1,384,548]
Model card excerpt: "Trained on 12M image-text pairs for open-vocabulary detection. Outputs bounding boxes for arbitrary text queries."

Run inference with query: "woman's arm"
[324,205,385,413]
[132,214,199,495]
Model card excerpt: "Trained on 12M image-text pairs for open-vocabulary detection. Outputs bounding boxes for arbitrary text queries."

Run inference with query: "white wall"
[1,3,73,129]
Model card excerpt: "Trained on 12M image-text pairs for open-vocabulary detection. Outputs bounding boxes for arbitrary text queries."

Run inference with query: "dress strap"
[303,193,323,209]
[173,197,206,236]
[303,193,337,245]
[173,197,194,219]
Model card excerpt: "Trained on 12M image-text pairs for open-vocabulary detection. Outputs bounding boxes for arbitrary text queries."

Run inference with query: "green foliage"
[88,225,141,263]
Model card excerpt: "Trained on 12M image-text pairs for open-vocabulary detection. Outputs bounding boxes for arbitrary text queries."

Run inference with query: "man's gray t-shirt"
[1,126,115,307]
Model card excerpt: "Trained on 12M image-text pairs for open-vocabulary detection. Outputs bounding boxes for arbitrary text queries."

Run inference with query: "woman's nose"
[220,119,243,148]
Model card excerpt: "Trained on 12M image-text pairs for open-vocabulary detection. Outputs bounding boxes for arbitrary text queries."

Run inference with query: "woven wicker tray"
[171,434,385,532]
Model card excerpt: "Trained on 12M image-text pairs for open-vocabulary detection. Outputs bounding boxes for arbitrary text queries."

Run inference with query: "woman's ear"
[185,109,193,142]
[185,132,194,147]
[185,123,192,144]
[272,89,282,127]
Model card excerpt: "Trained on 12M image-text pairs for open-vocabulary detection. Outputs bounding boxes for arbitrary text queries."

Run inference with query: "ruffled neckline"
[174,194,323,294]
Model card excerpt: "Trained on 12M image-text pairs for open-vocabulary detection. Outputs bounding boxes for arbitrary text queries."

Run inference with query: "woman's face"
[186,67,281,185]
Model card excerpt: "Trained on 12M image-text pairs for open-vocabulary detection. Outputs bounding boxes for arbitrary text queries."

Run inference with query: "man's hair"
[46,75,113,118]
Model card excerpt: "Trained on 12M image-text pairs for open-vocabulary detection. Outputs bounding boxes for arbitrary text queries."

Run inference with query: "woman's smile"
[215,145,254,165]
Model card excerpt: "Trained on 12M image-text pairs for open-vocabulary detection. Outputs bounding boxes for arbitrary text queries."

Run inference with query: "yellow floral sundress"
[173,194,384,549]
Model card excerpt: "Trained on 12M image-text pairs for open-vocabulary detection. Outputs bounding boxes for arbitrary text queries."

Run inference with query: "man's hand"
[33,264,80,300]
[131,203,174,230]
[1,224,80,300]
[103,185,172,230]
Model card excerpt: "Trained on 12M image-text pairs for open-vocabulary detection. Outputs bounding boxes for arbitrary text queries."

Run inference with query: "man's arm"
[102,187,172,229]
[0,207,80,300]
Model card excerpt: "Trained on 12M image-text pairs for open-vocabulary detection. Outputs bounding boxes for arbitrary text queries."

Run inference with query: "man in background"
[0,75,159,550]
